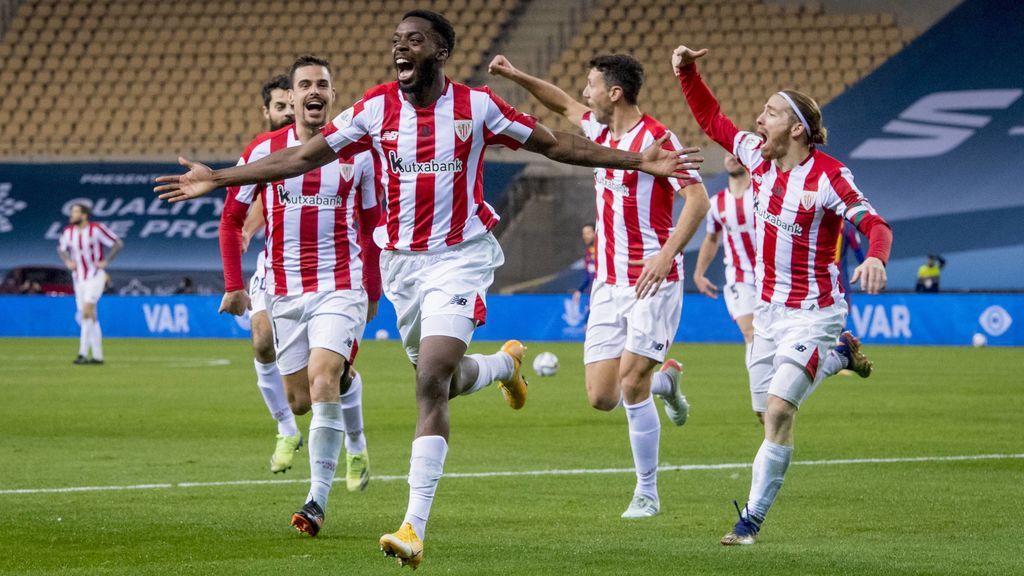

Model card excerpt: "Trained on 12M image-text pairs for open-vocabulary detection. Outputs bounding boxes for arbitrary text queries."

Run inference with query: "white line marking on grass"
[2,453,1021,496]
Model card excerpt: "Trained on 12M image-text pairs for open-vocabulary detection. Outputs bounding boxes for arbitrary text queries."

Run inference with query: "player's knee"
[415,363,457,401]
[587,390,619,412]
[252,338,275,364]
[755,411,765,426]
[288,396,311,415]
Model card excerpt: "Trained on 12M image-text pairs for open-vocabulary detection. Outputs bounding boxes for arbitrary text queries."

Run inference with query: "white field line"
[2,453,1021,496]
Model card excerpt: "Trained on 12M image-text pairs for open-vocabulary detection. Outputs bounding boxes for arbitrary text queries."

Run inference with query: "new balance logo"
[650,341,665,352]
[850,89,1023,159]
[793,343,807,352]
[448,296,468,306]
[387,150,464,175]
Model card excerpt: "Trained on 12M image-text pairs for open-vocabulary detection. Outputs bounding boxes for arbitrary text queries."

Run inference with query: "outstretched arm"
[672,46,742,153]
[521,123,703,178]
[154,136,338,203]
[488,55,589,127]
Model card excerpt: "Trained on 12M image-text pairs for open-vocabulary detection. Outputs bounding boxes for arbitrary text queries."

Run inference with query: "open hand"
[694,275,719,298]
[851,257,887,294]
[154,157,218,203]
[631,249,676,299]
[639,135,703,178]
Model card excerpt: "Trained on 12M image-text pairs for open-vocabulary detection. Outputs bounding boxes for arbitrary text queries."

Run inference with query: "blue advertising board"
[2,293,1020,347]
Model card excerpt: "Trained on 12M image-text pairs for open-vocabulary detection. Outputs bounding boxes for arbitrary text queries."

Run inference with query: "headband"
[776,91,811,136]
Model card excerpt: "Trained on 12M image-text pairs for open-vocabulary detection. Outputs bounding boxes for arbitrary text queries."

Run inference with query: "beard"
[399,59,438,94]
[728,167,747,177]
[269,117,294,131]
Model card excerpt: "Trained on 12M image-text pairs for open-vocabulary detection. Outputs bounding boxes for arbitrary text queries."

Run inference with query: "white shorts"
[747,299,847,412]
[249,252,269,315]
[268,289,367,375]
[74,272,107,309]
[724,281,756,320]
[381,233,504,364]
[583,279,683,365]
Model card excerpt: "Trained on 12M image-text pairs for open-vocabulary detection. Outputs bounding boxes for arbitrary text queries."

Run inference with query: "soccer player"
[673,44,892,545]
[155,11,701,568]
[58,202,123,365]
[230,74,302,474]
[692,154,760,422]
[217,55,381,537]
[489,53,708,518]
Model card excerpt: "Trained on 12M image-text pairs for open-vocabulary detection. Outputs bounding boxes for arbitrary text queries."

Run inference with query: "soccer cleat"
[88,358,104,365]
[346,450,369,492]
[621,494,660,518]
[73,355,89,365]
[497,340,529,410]
[659,359,689,426]
[835,331,873,378]
[380,522,423,570]
[290,500,325,537]
[721,501,761,546]
[270,433,303,474]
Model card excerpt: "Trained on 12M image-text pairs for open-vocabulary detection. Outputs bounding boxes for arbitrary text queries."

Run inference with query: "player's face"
[290,65,335,129]
[724,153,745,176]
[581,225,595,246]
[755,94,801,160]
[393,17,444,94]
[582,68,613,124]
[69,205,86,225]
[263,88,295,131]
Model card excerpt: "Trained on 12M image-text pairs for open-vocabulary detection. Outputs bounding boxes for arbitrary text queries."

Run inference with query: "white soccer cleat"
[621,494,660,518]
[659,359,689,426]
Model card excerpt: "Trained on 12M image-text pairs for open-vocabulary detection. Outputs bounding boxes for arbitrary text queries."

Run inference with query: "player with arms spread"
[489,52,709,518]
[673,45,892,545]
[218,55,381,537]
[156,11,702,568]
[58,202,123,365]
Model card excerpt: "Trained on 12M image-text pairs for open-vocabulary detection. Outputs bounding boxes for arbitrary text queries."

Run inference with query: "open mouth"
[395,58,415,82]
[305,100,325,113]
[755,129,768,143]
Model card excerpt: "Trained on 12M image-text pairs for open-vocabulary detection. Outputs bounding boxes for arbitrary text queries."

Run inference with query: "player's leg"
[618,350,663,518]
[728,283,758,422]
[85,273,105,363]
[340,367,370,492]
[251,308,301,473]
[582,280,626,411]
[639,282,688,426]
[73,285,90,364]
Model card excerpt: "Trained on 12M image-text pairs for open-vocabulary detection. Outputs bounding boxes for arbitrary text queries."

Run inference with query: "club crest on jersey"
[339,162,354,182]
[800,190,816,210]
[454,120,473,142]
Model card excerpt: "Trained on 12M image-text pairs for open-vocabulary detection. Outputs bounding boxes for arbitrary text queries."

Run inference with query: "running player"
[673,44,891,545]
[488,53,708,518]
[218,55,381,537]
[691,154,760,422]
[231,74,301,474]
[58,203,123,365]
[155,11,702,568]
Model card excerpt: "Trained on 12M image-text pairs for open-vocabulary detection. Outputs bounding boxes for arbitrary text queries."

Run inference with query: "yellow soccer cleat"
[835,331,873,378]
[270,433,302,474]
[346,450,370,492]
[380,522,423,570]
[497,340,528,410]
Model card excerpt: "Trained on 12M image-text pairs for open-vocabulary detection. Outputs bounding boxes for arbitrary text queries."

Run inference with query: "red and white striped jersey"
[705,186,757,287]
[320,79,537,252]
[58,222,119,282]
[222,124,379,297]
[580,111,702,287]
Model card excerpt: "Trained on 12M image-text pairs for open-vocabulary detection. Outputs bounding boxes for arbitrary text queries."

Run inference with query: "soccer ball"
[532,351,559,377]
[972,333,988,348]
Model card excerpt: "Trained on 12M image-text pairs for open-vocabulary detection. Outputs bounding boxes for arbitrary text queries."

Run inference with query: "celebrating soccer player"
[489,52,709,518]
[156,11,702,568]
[218,56,381,537]
[58,202,123,365]
[673,44,891,545]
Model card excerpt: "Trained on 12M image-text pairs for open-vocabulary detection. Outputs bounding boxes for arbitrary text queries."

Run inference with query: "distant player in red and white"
[692,154,762,421]
[58,202,123,365]
[674,44,892,545]
[489,52,709,519]
[156,11,701,568]
[217,56,382,537]
[230,74,300,475]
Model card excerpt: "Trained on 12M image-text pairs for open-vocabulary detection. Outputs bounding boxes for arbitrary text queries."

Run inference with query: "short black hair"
[289,54,332,84]
[72,202,91,216]
[588,54,644,105]
[261,74,291,107]
[402,10,456,54]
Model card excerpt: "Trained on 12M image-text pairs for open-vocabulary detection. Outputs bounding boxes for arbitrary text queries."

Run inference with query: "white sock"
[340,371,366,453]
[747,439,793,521]
[403,435,448,540]
[650,371,671,397]
[89,320,104,361]
[306,402,344,509]
[79,318,91,356]
[254,360,298,437]
[463,352,513,395]
[820,349,846,378]
[624,395,661,502]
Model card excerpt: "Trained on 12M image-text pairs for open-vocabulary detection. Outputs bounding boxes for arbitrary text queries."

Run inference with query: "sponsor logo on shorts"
[448,296,468,306]
[650,340,665,352]
[793,343,807,352]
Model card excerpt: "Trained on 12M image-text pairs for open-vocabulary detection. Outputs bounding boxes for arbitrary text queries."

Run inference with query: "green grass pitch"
[1,338,1021,575]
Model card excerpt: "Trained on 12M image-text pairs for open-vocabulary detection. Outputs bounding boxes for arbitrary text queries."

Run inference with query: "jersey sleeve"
[705,202,722,235]
[356,153,378,211]
[482,88,537,150]
[821,164,893,264]
[579,110,604,142]
[58,228,70,252]
[354,154,382,301]
[220,144,267,293]
[677,63,764,171]
[94,223,119,246]
[320,100,375,158]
